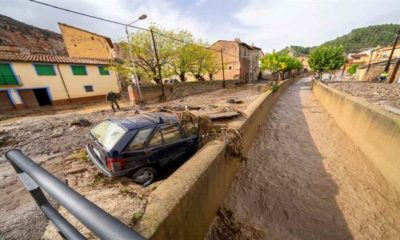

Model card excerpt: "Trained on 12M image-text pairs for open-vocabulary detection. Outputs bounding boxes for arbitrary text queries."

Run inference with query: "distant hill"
[278,45,311,56]
[0,14,66,55]
[322,24,399,53]
[280,24,400,55]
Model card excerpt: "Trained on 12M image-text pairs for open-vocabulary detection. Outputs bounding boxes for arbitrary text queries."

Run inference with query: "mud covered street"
[0,86,261,240]
[207,78,400,239]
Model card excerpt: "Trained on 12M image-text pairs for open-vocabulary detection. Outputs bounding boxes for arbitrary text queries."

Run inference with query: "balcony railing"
[0,74,22,86]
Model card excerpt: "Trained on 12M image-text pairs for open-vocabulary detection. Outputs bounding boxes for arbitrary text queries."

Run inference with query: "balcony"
[0,74,22,86]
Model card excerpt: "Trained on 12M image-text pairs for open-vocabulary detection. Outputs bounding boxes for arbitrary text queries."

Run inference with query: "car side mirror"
[110,150,119,158]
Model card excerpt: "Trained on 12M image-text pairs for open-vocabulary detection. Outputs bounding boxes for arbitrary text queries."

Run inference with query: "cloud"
[234,0,400,52]
[0,0,209,42]
[0,0,399,53]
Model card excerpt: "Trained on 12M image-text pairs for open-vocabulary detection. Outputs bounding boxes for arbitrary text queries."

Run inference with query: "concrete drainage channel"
[312,81,400,192]
[133,77,297,239]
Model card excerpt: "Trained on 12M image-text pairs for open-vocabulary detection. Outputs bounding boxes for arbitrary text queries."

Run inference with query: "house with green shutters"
[0,51,119,111]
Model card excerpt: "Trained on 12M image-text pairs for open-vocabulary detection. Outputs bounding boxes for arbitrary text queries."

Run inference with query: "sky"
[1,0,399,52]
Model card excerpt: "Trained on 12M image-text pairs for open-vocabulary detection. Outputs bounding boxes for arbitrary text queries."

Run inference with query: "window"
[84,85,94,92]
[98,66,110,75]
[0,63,18,85]
[90,120,127,151]
[149,129,163,146]
[71,65,87,75]
[161,125,182,144]
[34,64,56,76]
[127,128,153,151]
[228,66,232,70]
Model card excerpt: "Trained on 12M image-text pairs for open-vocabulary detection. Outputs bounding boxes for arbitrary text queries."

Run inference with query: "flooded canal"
[206,78,400,239]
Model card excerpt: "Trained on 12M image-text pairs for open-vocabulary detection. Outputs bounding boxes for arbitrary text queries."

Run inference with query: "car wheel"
[131,167,156,186]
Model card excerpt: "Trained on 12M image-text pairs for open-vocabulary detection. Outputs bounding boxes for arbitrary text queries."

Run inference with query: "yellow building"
[372,44,400,62]
[297,55,309,70]
[0,52,119,111]
[59,23,114,60]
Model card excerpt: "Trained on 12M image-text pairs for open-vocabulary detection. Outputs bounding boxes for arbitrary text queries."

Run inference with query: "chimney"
[234,38,241,43]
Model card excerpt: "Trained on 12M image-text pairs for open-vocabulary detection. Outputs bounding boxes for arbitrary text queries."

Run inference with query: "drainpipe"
[56,64,71,103]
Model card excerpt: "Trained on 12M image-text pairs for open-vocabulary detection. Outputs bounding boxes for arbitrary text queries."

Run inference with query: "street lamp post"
[125,14,147,102]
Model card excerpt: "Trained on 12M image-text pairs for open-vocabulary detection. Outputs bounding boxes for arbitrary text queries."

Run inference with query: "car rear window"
[90,120,127,151]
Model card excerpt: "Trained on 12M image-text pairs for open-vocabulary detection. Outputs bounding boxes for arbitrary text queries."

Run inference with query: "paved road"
[208,78,400,239]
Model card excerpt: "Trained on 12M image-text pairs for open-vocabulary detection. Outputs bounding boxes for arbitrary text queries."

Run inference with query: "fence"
[356,58,400,82]
[6,149,145,240]
[129,79,237,104]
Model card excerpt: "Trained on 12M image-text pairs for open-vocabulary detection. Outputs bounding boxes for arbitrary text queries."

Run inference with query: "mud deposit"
[0,86,260,240]
[207,78,400,239]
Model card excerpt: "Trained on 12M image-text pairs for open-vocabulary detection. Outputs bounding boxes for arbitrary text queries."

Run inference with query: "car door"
[120,128,154,169]
[146,127,168,167]
[160,124,188,163]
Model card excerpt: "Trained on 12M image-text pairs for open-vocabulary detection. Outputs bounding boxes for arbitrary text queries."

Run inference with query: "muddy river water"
[207,78,400,239]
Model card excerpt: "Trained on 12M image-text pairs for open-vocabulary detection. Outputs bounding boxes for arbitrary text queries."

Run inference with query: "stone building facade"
[210,39,263,83]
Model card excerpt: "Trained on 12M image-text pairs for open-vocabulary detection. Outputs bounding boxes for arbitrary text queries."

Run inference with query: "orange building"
[210,39,263,83]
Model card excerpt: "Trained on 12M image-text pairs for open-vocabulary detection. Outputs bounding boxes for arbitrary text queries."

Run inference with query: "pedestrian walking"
[106,90,120,111]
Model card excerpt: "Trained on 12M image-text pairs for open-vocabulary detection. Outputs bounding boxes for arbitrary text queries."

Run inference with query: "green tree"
[112,25,186,83]
[260,52,302,81]
[112,24,219,83]
[203,51,220,80]
[308,46,346,75]
[188,45,218,81]
[260,52,287,82]
[347,64,359,75]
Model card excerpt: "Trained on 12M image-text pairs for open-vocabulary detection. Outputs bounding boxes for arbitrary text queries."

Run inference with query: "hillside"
[280,24,400,55]
[322,24,400,53]
[0,14,66,55]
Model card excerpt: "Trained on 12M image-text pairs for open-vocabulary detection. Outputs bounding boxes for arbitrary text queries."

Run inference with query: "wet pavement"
[207,78,400,239]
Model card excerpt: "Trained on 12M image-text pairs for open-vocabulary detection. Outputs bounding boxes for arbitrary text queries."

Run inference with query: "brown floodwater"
[206,78,400,239]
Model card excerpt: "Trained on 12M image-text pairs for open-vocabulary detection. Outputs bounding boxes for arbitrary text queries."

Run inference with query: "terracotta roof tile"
[0,51,111,65]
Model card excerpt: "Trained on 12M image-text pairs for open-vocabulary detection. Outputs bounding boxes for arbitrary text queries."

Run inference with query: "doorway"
[33,88,52,106]
[19,88,52,108]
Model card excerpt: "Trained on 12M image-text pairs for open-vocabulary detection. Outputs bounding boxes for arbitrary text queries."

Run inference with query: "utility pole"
[384,28,400,73]
[365,48,376,74]
[389,57,400,83]
[150,29,165,98]
[220,49,226,88]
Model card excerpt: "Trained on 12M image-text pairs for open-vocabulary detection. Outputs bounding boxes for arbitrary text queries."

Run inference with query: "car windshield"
[90,120,127,151]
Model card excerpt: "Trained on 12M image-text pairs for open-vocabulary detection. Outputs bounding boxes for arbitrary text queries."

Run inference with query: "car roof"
[109,112,178,131]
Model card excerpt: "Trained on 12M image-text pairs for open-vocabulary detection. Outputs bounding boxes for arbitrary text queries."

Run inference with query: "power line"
[28,0,241,60]
[29,0,146,31]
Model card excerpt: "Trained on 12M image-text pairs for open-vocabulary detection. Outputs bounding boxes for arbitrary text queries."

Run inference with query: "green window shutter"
[71,65,87,75]
[98,66,110,75]
[0,63,18,85]
[34,64,56,76]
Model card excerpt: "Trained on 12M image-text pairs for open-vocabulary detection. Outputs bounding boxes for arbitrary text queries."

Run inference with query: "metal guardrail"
[6,149,145,240]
